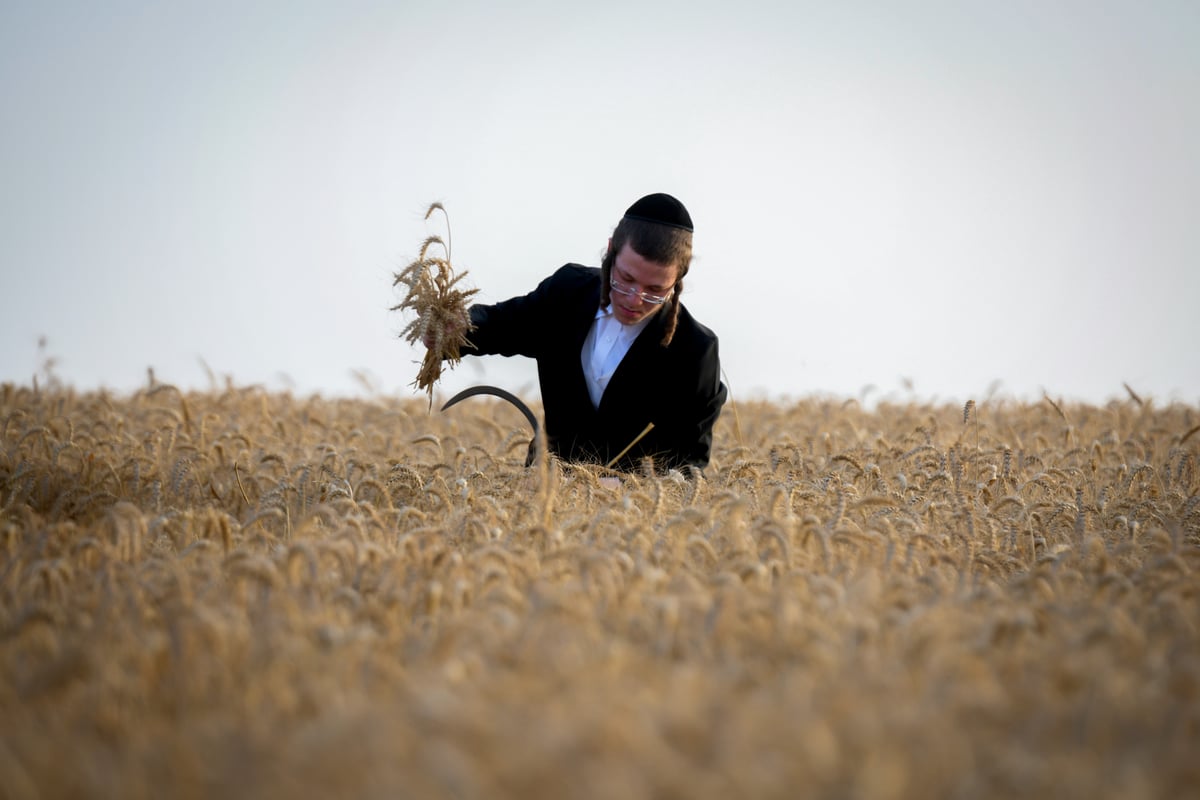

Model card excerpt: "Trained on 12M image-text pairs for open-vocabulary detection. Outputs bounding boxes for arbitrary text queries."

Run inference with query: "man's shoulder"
[531,264,600,307]
[672,303,720,352]
[547,263,600,287]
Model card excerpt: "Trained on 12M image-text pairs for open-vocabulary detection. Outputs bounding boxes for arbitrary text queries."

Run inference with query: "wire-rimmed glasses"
[610,277,673,306]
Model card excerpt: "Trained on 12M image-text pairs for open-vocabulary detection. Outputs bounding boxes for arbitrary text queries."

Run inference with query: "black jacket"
[464,264,726,472]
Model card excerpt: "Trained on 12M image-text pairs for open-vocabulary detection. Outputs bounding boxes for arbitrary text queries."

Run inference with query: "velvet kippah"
[622,193,693,232]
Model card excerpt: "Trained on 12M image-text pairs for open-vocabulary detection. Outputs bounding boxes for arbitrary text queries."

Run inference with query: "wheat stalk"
[606,422,655,469]
[392,202,479,405]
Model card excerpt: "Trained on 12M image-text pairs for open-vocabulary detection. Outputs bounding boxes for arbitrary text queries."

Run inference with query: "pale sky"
[2,0,1197,406]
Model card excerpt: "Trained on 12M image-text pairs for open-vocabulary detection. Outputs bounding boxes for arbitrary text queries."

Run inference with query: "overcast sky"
[2,0,1197,407]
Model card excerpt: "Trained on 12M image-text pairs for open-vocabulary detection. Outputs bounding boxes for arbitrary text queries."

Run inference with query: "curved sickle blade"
[440,385,540,437]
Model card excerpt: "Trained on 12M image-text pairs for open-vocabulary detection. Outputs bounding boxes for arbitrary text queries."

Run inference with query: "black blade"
[440,385,540,435]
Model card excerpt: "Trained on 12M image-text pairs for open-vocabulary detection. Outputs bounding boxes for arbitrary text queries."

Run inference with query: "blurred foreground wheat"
[1,381,1197,799]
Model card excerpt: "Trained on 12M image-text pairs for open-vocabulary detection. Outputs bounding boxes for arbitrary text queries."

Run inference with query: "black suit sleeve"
[461,266,590,359]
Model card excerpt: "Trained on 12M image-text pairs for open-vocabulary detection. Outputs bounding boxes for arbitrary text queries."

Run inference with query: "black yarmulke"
[623,193,693,232]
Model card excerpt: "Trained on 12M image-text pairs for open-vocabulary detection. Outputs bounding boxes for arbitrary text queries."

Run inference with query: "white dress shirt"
[581,305,654,408]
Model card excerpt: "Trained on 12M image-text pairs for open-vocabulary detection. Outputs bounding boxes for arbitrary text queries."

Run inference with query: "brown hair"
[599,217,693,346]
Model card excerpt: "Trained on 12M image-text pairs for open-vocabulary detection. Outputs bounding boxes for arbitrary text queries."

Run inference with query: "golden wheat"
[392,202,479,405]
[0,381,1197,799]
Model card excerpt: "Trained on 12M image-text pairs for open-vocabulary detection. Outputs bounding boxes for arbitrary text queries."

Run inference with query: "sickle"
[440,384,541,443]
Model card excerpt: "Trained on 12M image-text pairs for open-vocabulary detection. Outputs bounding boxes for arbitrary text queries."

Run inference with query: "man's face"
[609,242,678,326]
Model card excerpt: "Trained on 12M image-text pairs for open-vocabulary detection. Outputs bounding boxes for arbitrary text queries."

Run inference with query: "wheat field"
[1,381,1197,799]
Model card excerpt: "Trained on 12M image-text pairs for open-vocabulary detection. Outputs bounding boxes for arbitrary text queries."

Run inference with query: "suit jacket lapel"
[560,277,602,419]
[597,308,667,418]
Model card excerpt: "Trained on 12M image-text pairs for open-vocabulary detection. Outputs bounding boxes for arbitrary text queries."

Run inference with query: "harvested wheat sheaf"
[0,381,1198,800]
[392,202,478,404]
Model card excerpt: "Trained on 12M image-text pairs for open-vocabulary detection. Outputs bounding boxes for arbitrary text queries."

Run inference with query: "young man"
[450,193,726,473]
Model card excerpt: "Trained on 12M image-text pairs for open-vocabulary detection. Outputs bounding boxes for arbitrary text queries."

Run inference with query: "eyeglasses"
[610,277,673,306]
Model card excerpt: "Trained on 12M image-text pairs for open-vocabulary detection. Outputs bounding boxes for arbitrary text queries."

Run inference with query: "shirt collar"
[595,304,655,339]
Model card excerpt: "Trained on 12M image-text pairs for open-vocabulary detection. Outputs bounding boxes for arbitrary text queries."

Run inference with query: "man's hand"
[423,308,469,351]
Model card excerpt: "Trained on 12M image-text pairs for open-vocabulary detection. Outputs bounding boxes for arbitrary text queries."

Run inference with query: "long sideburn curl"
[660,279,682,347]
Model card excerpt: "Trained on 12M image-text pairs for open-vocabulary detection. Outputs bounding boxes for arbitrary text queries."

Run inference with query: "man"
[448,193,726,473]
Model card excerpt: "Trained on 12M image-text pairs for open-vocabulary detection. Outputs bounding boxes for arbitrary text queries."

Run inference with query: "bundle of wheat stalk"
[392,203,478,404]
